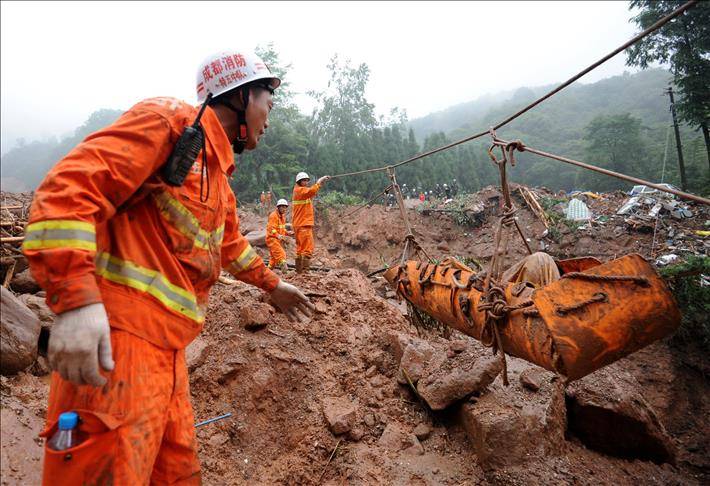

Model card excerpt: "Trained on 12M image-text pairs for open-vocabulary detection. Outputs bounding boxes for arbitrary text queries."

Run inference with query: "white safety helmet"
[196,50,281,103]
[296,172,310,183]
[276,199,289,207]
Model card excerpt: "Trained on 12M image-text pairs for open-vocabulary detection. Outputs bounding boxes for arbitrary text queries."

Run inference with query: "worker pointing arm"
[292,173,330,272]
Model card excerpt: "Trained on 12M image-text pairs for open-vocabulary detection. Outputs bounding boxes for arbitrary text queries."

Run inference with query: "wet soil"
[1,187,708,485]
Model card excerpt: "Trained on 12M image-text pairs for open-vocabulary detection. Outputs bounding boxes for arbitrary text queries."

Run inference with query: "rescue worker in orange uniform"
[292,171,330,273]
[260,191,267,215]
[22,50,314,485]
[266,198,292,271]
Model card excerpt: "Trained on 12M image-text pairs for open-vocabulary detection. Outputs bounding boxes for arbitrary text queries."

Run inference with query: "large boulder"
[17,294,55,327]
[565,362,676,464]
[9,269,41,294]
[1,287,41,375]
[458,357,566,471]
[244,230,266,247]
[417,350,502,410]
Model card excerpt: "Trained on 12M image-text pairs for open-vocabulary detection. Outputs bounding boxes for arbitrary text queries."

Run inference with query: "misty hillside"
[405,67,706,193]
[1,109,124,191]
[408,89,518,141]
[410,68,672,143]
[1,68,705,195]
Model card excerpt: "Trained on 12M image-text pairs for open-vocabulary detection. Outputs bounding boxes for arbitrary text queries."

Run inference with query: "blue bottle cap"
[58,411,79,430]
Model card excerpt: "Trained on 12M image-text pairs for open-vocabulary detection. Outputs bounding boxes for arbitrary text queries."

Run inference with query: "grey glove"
[48,303,115,387]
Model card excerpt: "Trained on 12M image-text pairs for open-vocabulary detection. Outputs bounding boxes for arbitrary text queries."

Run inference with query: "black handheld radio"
[162,94,213,186]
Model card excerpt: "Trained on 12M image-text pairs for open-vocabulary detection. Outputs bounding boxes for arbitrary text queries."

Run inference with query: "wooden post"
[666,86,688,190]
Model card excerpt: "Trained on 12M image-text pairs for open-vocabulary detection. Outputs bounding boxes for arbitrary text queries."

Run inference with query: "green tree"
[307,55,388,196]
[579,113,648,191]
[626,0,710,167]
[232,43,309,203]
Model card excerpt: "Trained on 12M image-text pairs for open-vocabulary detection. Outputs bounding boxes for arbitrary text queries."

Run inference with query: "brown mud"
[1,187,708,485]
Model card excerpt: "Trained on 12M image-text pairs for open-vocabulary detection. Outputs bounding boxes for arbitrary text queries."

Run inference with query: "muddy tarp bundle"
[384,254,680,381]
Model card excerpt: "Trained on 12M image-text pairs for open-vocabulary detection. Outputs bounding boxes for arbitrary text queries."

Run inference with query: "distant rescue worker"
[451,178,459,196]
[292,171,330,273]
[260,191,267,214]
[419,192,426,202]
[444,183,451,199]
[266,199,292,270]
[23,50,314,485]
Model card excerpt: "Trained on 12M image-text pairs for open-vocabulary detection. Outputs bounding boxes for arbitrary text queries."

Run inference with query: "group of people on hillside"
[265,171,330,273]
[258,190,272,215]
[384,180,460,206]
[405,180,459,201]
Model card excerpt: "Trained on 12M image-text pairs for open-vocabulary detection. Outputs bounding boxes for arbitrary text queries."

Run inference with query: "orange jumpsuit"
[292,183,320,258]
[23,97,280,485]
[266,209,288,268]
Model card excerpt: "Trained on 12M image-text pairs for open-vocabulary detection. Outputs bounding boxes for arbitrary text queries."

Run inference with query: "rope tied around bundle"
[561,272,650,287]
[477,283,539,386]
[475,129,542,386]
[555,292,609,316]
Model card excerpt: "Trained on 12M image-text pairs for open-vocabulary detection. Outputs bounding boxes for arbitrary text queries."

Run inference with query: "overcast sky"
[1,1,642,154]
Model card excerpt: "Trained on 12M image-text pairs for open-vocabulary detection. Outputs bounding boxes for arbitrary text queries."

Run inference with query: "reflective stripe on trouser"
[226,244,259,274]
[291,199,311,206]
[266,239,287,268]
[41,330,200,486]
[153,191,224,250]
[295,227,314,257]
[22,220,96,251]
[95,252,204,323]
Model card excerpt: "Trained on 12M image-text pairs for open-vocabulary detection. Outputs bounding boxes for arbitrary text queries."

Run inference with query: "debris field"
[1,187,708,485]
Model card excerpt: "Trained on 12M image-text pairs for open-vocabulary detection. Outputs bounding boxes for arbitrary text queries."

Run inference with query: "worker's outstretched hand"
[317,175,331,185]
[270,280,315,322]
[48,303,115,387]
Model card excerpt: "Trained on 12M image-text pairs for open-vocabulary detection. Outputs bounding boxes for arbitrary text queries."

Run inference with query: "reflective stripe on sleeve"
[95,252,204,322]
[227,244,259,274]
[212,224,225,247]
[22,220,96,251]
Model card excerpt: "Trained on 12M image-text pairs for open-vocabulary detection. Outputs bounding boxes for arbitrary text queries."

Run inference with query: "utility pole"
[665,86,687,190]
